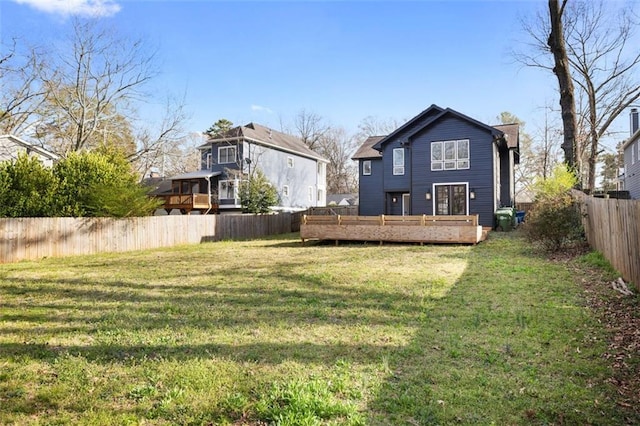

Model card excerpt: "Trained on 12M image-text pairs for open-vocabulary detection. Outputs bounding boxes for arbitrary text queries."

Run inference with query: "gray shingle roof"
[492,123,519,149]
[205,123,328,162]
[351,136,385,159]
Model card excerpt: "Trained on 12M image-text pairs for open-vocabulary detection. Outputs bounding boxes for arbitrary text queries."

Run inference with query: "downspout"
[204,175,213,215]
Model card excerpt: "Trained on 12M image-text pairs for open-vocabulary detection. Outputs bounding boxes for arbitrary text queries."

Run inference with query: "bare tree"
[355,115,402,142]
[293,109,329,150]
[130,95,192,179]
[546,0,578,169]
[316,127,358,194]
[0,39,47,134]
[563,0,640,191]
[36,18,156,154]
[518,0,640,191]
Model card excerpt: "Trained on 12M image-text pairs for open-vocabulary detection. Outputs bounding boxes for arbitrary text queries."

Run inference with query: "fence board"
[0,213,292,263]
[575,191,640,290]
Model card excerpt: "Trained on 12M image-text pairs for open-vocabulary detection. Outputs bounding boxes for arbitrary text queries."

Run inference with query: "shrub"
[0,154,59,217]
[523,165,584,252]
[54,146,160,217]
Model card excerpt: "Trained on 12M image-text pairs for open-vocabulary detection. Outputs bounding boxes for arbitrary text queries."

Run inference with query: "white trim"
[218,145,237,164]
[402,193,411,216]
[431,139,470,171]
[432,182,470,216]
[201,135,330,163]
[218,179,238,200]
[363,160,372,176]
[393,148,405,175]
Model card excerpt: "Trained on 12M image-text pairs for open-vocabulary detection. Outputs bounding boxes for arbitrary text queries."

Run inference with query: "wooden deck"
[300,214,487,245]
[156,194,218,214]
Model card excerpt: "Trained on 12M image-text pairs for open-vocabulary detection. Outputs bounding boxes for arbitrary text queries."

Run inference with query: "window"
[218,180,237,200]
[435,184,467,215]
[363,160,372,176]
[431,140,470,171]
[287,157,294,168]
[393,148,405,175]
[317,189,324,203]
[308,186,313,202]
[283,185,290,197]
[317,162,325,177]
[218,146,237,164]
[206,152,212,169]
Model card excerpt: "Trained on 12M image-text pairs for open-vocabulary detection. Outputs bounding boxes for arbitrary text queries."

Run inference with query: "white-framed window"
[308,186,313,202]
[218,146,237,164]
[218,180,237,200]
[431,139,470,171]
[363,160,372,176]
[287,156,294,168]
[393,148,405,175]
[206,152,212,169]
[317,162,325,178]
[317,189,323,203]
[283,185,290,197]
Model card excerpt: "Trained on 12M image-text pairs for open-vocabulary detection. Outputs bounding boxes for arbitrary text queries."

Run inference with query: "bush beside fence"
[574,191,640,290]
[0,213,292,263]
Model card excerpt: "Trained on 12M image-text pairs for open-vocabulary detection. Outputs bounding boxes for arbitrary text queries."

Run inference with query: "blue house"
[622,108,640,199]
[161,123,328,214]
[352,105,519,227]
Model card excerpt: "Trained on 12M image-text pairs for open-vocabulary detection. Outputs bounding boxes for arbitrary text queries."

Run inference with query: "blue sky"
[3,0,624,148]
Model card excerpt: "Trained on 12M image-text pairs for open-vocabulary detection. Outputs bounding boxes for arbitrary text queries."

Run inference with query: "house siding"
[358,158,384,215]
[246,141,321,209]
[408,116,495,227]
[624,138,640,199]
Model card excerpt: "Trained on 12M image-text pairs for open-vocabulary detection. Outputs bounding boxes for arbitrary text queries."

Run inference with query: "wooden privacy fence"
[0,213,292,263]
[574,191,640,290]
[301,214,485,244]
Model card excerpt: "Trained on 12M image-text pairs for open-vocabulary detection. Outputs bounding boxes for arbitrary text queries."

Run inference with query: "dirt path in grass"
[563,249,640,423]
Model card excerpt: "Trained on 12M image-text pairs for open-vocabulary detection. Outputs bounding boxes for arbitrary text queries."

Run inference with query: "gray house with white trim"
[352,105,519,227]
[162,123,328,213]
[622,108,640,199]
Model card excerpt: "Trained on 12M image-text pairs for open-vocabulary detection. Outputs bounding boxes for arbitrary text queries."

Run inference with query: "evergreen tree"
[238,170,278,214]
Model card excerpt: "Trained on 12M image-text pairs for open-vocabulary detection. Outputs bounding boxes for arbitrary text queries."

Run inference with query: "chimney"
[631,108,639,135]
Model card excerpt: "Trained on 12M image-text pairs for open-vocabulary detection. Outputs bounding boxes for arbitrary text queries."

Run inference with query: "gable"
[371,105,505,154]
[201,123,328,163]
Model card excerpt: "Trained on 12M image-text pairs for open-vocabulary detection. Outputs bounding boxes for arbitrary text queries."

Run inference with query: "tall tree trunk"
[547,0,578,170]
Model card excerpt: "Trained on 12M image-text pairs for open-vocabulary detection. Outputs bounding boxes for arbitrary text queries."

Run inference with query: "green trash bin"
[495,207,516,231]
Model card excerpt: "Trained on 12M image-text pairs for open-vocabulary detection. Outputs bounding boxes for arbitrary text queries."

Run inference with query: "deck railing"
[301,214,484,244]
[303,214,479,227]
[158,193,216,211]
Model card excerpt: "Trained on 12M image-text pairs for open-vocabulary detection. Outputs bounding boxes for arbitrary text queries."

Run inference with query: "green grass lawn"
[0,232,632,425]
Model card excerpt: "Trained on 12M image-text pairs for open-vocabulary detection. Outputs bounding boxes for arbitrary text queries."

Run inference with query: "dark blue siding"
[382,144,410,192]
[358,159,384,215]
[409,116,496,227]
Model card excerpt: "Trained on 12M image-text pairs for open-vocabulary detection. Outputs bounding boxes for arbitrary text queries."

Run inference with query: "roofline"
[200,135,329,163]
[371,104,444,151]
[622,128,640,150]
[0,134,60,160]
